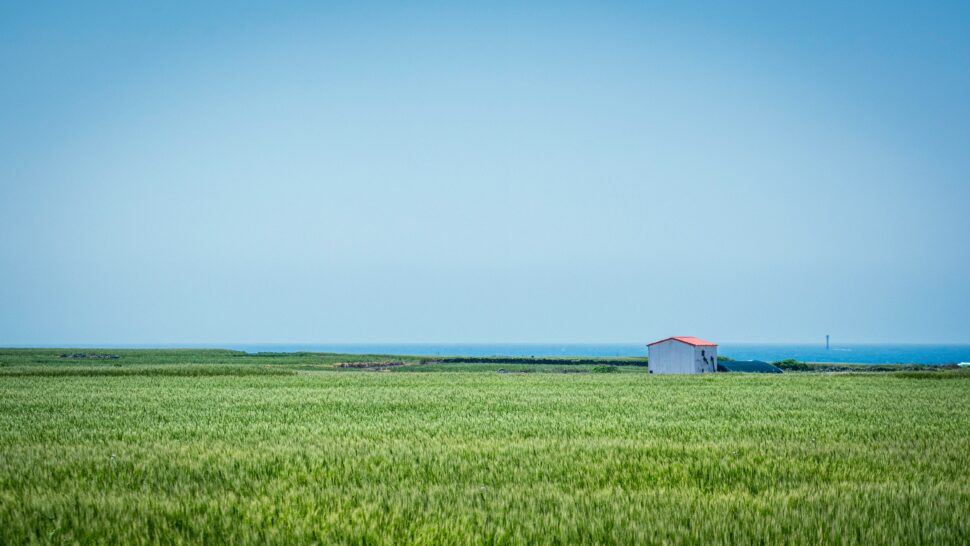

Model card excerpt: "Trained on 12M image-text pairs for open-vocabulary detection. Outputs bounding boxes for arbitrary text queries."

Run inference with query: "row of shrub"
[419,357,647,366]
[769,358,962,373]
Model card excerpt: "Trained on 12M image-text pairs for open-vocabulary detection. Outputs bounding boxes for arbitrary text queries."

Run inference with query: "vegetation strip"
[419,356,647,366]
[0,349,968,544]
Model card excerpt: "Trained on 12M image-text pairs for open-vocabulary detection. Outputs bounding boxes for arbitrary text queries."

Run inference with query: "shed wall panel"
[648,340,696,373]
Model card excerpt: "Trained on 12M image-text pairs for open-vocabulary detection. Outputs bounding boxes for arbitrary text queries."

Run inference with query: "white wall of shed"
[693,345,718,373]
[648,340,695,373]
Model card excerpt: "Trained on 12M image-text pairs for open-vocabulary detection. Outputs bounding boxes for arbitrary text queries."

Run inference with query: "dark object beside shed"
[717,360,783,373]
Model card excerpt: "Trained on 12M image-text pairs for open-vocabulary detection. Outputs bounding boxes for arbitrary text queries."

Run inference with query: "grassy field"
[1,349,969,544]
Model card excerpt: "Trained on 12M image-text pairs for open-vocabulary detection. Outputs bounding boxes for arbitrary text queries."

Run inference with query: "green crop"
[0,349,968,544]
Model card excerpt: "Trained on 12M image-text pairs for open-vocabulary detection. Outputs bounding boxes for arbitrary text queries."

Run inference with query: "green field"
[1,349,969,544]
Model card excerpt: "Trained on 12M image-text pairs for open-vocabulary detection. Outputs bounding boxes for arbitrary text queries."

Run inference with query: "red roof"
[647,336,717,347]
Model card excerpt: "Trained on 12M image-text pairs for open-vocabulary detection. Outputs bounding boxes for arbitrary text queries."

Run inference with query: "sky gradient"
[1,1,968,344]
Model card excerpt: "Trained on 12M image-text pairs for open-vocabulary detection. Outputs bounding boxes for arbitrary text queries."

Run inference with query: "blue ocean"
[220,343,970,365]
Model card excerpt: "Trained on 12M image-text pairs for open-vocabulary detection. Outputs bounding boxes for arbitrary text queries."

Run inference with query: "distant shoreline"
[1,346,969,368]
[2,343,969,364]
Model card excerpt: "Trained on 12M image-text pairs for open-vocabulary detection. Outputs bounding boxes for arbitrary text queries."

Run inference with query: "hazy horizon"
[2,1,969,345]
[6,340,970,348]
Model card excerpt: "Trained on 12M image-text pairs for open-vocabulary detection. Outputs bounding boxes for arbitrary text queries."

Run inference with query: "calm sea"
[220,343,970,365]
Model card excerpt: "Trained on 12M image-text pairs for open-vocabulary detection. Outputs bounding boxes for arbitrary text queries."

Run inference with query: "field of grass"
[1,349,969,544]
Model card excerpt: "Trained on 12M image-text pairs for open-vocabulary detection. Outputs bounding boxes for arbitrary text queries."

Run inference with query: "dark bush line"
[771,359,961,373]
[240,352,326,358]
[335,360,405,369]
[0,366,295,377]
[419,357,647,366]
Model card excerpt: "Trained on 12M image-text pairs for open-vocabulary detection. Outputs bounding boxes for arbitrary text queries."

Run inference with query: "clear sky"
[1,1,968,345]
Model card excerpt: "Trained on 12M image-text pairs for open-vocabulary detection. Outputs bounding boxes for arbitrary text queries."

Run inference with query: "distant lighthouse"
[826,335,830,350]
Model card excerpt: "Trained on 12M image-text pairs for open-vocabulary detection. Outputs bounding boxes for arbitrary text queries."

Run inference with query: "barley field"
[1,350,968,544]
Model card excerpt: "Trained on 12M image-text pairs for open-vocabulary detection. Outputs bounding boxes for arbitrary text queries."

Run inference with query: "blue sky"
[1,1,968,344]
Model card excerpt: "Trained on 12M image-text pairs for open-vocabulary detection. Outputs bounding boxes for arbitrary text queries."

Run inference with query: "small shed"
[717,360,783,373]
[647,336,717,374]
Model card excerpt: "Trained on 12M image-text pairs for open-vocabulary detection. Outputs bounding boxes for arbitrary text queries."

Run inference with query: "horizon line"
[3,340,970,348]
